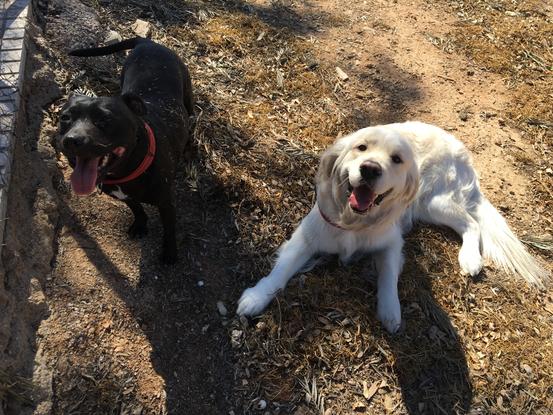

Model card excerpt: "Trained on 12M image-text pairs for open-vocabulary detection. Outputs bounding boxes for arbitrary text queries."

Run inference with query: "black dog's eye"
[391,154,403,164]
[93,117,110,129]
[60,114,71,123]
[357,144,367,151]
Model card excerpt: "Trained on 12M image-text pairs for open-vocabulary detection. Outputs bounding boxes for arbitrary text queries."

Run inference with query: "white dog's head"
[316,126,419,229]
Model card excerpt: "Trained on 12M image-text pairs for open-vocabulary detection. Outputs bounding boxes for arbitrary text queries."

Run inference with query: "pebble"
[255,399,267,410]
[197,280,204,287]
[521,363,533,374]
[217,301,228,316]
[230,329,243,348]
[132,19,151,38]
[105,30,122,45]
[256,321,267,330]
[336,66,349,81]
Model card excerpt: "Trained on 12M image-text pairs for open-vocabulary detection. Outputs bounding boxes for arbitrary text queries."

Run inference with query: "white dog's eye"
[391,154,403,164]
[357,144,367,151]
[60,114,71,122]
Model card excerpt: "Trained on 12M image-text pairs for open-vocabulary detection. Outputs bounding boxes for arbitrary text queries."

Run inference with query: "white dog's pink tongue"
[70,156,100,196]
[349,186,375,211]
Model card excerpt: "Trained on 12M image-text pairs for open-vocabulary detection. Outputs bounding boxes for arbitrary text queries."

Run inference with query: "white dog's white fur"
[237,121,549,332]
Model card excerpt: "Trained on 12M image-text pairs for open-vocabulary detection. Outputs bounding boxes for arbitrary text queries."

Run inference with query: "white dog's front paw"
[377,296,402,334]
[237,285,275,317]
[458,246,483,276]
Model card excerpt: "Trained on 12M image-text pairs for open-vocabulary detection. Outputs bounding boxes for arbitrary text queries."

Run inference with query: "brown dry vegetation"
[443,0,553,208]
[2,0,552,414]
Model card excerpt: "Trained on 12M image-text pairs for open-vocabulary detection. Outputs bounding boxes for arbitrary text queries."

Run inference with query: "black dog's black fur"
[57,37,193,263]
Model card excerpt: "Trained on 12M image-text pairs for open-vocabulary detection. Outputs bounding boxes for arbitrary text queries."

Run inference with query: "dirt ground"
[1,0,552,414]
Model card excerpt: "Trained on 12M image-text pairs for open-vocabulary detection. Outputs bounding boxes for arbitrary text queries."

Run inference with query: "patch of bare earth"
[3,0,551,414]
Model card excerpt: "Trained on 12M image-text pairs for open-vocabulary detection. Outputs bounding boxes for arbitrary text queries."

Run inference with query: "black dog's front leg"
[157,193,177,264]
[124,199,148,238]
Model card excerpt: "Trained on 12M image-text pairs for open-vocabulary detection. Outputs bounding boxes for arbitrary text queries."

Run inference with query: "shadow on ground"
[51,138,249,413]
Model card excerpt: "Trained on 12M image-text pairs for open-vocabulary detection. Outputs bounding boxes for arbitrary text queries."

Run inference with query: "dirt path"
[311,0,546,217]
[2,0,551,414]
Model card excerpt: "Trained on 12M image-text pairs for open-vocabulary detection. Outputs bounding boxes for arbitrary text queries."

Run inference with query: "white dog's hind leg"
[375,236,404,333]
[424,196,483,276]
[237,229,315,317]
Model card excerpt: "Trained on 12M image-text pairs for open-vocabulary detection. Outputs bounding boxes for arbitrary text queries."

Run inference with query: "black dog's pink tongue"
[349,185,375,211]
[70,156,100,195]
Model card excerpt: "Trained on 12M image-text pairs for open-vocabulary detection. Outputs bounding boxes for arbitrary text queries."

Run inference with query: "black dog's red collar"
[102,122,156,185]
[318,205,345,230]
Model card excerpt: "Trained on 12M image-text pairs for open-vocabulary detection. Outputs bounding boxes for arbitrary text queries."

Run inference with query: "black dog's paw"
[128,221,148,238]
[160,249,178,265]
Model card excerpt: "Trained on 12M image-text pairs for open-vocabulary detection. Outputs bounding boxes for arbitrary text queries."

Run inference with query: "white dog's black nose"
[360,161,382,181]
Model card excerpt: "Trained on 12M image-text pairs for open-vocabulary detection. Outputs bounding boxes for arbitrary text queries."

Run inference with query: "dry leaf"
[363,380,379,402]
[335,66,349,81]
[384,395,394,413]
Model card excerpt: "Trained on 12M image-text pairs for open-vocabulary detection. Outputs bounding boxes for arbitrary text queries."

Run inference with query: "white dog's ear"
[402,163,420,204]
[316,144,343,183]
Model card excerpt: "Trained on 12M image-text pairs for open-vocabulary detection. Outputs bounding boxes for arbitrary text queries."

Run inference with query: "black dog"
[57,37,194,263]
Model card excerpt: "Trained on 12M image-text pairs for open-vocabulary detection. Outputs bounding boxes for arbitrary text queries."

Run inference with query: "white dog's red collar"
[318,205,345,230]
[102,122,156,185]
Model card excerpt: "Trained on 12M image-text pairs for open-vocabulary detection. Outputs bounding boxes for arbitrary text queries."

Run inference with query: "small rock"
[216,301,228,316]
[105,30,122,45]
[545,167,553,176]
[132,19,151,38]
[231,329,243,348]
[256,321,267,330]
[459,110,469,122]
[520,363,533,374]
[255,399,267,410]
[197,280,204,287]
[467,69,475,76]
[336,66,349,81]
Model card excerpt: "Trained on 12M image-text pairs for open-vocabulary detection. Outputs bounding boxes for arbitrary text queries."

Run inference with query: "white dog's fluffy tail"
[474,198,549,288]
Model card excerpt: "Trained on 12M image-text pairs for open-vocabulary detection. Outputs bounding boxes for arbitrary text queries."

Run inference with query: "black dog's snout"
[360,161,382,181]
[62,135,89,151]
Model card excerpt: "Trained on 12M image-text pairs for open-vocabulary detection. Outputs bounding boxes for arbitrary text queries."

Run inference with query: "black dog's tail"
[69,37,150,57]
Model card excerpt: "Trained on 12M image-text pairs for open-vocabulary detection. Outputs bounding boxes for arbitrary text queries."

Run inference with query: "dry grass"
[40,0,553,413]
[438,0,553,213]
[171,2,553,413]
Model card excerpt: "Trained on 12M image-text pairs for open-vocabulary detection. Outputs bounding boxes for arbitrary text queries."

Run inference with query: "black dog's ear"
[122,93,147,116]
[66,92,89,105]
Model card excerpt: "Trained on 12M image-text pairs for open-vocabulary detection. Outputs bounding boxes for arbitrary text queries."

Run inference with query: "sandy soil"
[1,0,551,414]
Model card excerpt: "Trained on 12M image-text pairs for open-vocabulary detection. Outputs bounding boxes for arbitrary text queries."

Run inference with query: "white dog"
[237,121,549,332]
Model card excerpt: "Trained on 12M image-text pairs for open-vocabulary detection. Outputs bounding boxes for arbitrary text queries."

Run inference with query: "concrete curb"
[0,0,29,257]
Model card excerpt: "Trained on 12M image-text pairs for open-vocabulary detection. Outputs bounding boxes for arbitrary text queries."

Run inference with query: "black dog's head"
[56,93,146,195]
